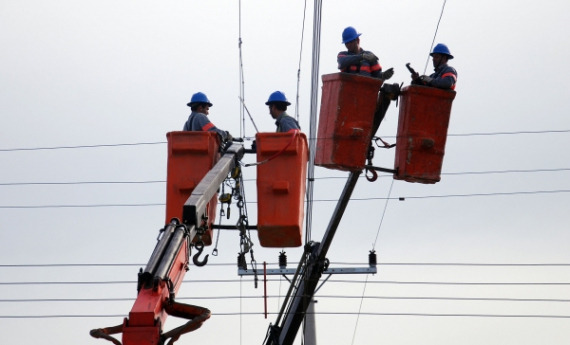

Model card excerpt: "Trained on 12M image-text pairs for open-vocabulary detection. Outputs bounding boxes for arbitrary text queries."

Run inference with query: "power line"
[0,180,166,186]
[2,189,570,208]
[2,312,570,319]
[423,0,447,74]
[2,129,570,152]
[3,167,570,186]
[2,262,570,268]
[3,295,570,303]
[2,279,569,286]
[0,141,165,152]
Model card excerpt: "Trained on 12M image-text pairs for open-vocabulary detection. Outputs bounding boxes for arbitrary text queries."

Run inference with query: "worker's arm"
[425,66,457,90]
[190,113,230,141]
[428,74,457,89]
[337,52,363,70]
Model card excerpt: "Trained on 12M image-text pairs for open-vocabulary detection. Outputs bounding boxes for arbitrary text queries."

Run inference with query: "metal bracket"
[238,265,376,276]
[364,165,398,175]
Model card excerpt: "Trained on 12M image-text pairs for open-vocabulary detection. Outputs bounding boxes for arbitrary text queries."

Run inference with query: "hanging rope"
[294,0,309,122]
[423,0,448,75]
[372,179,394,250]
[243,130,299,167]
[349,274,369,345]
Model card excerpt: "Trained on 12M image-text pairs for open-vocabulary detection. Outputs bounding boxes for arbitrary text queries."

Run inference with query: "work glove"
[419,75,433,84]
[225,131,233,141]
[381,67,394,80]
[362,52,378,63]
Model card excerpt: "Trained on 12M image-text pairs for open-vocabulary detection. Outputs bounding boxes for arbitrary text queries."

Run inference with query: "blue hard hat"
[265,91,291,106]
[430,43,454,59]
[342,26,361,44]
[187,92,213,107]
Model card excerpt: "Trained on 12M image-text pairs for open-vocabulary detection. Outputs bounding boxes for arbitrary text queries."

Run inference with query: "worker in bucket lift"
[266,91,300,133]
[411,43,458,90]
[337,26,399,136]
[337,26,394,80]
[183,92,233,141]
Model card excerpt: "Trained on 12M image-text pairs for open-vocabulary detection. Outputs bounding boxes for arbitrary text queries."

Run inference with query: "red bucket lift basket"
[394,85,456,184]
[165,131,219,244]
[315,73,383,171]
[256,132,308,247]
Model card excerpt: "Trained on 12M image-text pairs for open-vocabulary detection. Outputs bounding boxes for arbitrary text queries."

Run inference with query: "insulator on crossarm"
[238,252,247,270]
[279,251,287,269]
[368,250,377,267]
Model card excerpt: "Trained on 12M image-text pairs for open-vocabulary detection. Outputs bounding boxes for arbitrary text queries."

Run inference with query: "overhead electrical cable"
[3,189,570,209]
[2,262,570,268]
[423,0,447,74]
[238,0,245,137]
[354,180,395,344]
[3,295,570,303]
[2,129,570,152]
[2,312,570,319]
[3,168,570,186]
[2,279,569,286]
[294,0,308,122]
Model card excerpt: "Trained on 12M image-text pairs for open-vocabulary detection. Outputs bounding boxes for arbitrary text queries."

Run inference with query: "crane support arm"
[91,142,245,345]
[265,171,361,345]
[183,142,244,226]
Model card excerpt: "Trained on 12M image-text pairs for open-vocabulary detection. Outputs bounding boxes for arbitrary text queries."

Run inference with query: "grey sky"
[1,1,570,344]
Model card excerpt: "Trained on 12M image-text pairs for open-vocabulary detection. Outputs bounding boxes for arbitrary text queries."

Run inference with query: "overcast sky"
[2,1,570,344]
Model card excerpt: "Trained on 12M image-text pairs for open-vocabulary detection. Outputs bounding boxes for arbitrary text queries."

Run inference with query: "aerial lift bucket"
[165,131,219,244]
[256,131,308,247]
[315,73,383,171]
[393,85,456,183]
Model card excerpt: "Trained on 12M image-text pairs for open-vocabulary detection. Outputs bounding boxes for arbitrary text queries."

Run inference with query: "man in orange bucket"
[265,91,300,133]
[337,26,399,135]
[183,92,233,141]
[337,26,394,80]
[411,43,458,90]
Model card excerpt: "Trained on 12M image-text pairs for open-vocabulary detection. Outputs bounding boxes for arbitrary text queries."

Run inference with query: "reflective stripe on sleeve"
[202,123,215,131]
[441,72,457,81]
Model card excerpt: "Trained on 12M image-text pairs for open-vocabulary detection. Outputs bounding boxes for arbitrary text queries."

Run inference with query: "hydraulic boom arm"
[91,142,244,345]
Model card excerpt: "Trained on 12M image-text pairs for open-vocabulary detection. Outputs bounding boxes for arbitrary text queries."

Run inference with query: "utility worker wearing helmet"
[412,43,458,90]
[337,26,394,80]
[183,92,233,141]
[338,26,398,136]
[265,91,300,133]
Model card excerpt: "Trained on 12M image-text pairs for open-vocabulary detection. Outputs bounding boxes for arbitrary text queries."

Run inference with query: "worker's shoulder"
[442,64,458,74]
[337,50,350,57]
[192,111,209,120]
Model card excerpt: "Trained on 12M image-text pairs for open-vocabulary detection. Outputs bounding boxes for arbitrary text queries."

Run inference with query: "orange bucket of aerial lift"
[256,131,308,247]
[315,73,383,171]
[393,85,456,184]
[165,131,219,245]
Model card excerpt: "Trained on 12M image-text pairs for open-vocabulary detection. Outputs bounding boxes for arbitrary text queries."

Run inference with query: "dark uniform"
[427,64,458,90]
[337,48,382,78]
[275,112,300,133]
[183,111,229,141]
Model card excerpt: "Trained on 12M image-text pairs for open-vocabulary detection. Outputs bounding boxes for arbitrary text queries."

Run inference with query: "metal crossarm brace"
[238,266,376,276]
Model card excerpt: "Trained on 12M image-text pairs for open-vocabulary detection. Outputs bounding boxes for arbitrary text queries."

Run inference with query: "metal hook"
[193,241,209,267]
[365,168,378,182]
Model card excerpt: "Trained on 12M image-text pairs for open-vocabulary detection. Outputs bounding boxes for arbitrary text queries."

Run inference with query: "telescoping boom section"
[90,134,244,345]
